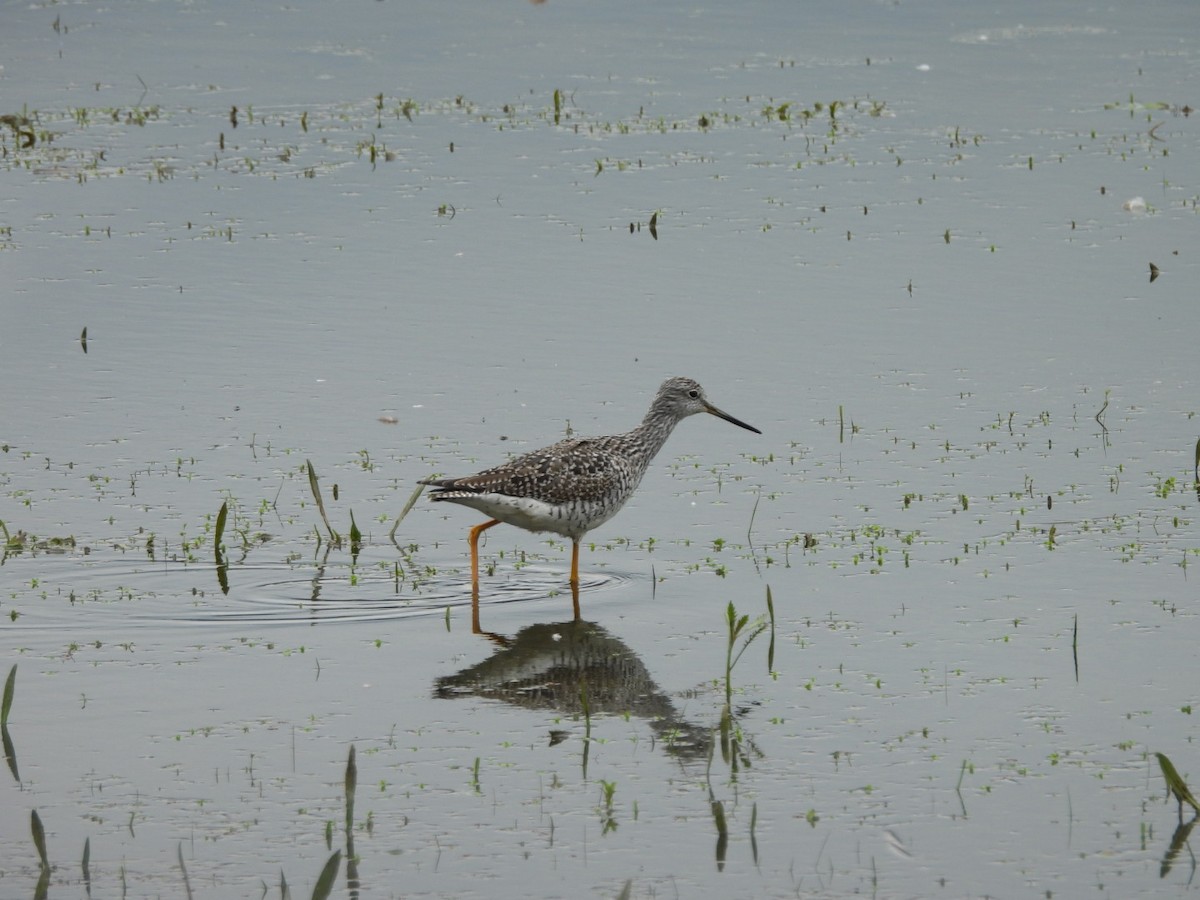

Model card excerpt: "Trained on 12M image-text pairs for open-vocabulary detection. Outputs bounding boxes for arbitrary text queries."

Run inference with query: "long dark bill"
[704,402,762,435]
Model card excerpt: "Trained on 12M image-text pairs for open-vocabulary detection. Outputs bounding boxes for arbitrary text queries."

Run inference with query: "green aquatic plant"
[0,520,18,552]
[311,851,341,900]
[306,459,340,543]
[178,841,193,899]
[0,113,35,148]
[599,780,618,834]
[765,586,776,673]
[1156,752,1200,819]
[388,481,426,543]
[724,601,767,707]
[1072,614,1079,682]
[750,801,759,864]
[1154,474,1177,499]
[1,664,14,726]
[710,797,728,871]
[345,744,357,834]
[31,809,48,869]
[214,501,228,565]
[349,510,362,560]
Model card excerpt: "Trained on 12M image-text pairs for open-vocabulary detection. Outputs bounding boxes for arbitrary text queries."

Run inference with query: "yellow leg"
[468,519,501,588]
[471,583,482,635]
[570,539,581,587]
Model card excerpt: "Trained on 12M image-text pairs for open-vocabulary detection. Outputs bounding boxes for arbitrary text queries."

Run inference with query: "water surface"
[2,1,1199,896]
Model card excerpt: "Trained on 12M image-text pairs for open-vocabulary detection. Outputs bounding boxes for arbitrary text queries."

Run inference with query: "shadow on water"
[434,591,769,871]
[1160,814,1198,883]
[435,609,712,762]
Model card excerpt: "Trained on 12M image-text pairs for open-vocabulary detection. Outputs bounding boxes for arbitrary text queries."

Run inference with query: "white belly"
[438,492,618,541]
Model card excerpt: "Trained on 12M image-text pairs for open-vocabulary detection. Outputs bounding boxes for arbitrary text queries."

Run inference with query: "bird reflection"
[1160,813,1198,880]
[435,614,711,760]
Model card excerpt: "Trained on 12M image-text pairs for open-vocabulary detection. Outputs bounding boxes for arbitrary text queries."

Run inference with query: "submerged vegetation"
[0,87,893,195]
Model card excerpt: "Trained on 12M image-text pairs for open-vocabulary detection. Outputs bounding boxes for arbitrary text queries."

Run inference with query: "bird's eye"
[688,390,699,399]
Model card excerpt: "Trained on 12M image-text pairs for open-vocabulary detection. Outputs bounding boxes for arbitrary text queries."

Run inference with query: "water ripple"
[3,554,639,631]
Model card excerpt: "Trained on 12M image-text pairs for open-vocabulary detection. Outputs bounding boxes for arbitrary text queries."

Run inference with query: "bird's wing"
[427,436,635,505]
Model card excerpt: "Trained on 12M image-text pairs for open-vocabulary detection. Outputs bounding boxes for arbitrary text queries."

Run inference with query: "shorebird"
[420,377,761,588]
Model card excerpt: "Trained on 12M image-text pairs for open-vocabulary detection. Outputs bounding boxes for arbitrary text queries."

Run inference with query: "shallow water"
[3,0,1199,897]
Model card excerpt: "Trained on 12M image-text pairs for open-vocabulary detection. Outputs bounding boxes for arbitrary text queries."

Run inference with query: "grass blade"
[82,836,91,894]
[1,663,15,725]
[766,586,776,673]
[388,481,427,541]
[1072,614,1079,682]
[749,801,759,866]
[310,850,341,900]
[344,744,357,834]
[214,501,228,565]
[31,809,48,869]
[306,460,340,543]
[178,841,193,900]
[1156,751,1200,815]
[711,798,728,870]
[2,722,18,781]
[349,510,362,560]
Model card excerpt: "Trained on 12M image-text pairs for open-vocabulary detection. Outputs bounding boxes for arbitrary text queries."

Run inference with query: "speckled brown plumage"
[420,377,761,586]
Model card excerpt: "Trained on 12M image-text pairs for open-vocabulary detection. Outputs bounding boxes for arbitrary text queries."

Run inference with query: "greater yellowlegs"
[420,377,761,588]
